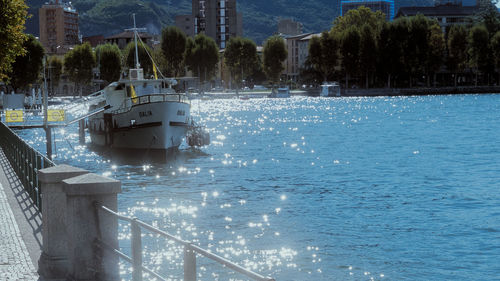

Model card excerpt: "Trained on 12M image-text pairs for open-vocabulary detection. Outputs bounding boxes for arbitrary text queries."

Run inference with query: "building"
[396,1,478,34]
[104,31,154,49]
[82,35,105,47]
[177,0,243,49]
[39,0,79,55]
[283,33,313,82]
[176,15,195,37]
[278,18,303,36]
[297,33,322,72]
[341,0,395,21]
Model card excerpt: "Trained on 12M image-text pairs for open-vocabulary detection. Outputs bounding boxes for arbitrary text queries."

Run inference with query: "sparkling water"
[17,94,500,280]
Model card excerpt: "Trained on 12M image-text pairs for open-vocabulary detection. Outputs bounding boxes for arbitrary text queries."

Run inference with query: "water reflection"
[87,145,210,165]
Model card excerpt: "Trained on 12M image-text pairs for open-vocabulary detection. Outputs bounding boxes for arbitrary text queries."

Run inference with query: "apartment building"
[278,19,303,36]
[283,33,314,82]
[39,0,79,55]
[177,0,243,49]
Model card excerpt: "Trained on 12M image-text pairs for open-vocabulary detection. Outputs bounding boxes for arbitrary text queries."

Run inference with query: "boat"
[320,82,341,97]
[268,87,290,98]
[88,15,209,153]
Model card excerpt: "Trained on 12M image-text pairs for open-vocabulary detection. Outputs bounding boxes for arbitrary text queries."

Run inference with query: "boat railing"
[95,202,275,281]
[112,93,190,115]
[0,121,55,211]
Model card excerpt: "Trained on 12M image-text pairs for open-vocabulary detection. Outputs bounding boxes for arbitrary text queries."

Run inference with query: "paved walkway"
[0,149,40,280]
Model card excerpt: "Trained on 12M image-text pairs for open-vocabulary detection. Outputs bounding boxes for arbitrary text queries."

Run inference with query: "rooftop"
[42,0,77,13]
[396,3,478,17]
[105,31,153,40]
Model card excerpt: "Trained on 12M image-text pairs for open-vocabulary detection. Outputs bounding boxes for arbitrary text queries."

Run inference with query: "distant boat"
[320,82,341,97]
[268,87,290,98]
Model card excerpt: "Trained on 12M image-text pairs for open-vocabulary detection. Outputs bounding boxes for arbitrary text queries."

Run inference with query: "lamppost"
[43,56,52,159]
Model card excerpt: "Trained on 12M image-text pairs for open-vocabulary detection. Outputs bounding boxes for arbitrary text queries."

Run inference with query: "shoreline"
[338,86,500,97]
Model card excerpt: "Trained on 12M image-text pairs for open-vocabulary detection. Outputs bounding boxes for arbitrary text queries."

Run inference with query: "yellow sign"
[47,109,65,122]
[5,110,24,123]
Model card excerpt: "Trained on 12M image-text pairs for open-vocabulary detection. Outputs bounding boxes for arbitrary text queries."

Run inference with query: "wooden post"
[45,127,52,160]
[79,119,85,145]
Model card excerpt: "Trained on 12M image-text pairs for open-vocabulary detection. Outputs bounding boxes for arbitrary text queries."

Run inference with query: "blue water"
[17,95,500,280]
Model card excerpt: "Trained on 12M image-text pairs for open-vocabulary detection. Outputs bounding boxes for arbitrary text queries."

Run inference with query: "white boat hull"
[89,101,190,151]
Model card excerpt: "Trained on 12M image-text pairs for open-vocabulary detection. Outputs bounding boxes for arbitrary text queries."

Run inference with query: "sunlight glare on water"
[15,95,500,280]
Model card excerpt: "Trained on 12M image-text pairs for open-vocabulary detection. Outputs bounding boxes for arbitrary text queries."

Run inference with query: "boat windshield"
[125,81,173,97]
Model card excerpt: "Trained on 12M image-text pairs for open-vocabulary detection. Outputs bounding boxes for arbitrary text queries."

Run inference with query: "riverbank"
[193,86,500,99]
[339,86,500,97]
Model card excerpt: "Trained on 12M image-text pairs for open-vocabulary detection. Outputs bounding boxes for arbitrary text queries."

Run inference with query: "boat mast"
[132,13,140,69]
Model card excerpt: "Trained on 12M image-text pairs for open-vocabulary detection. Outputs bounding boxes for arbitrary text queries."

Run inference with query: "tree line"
[304,4,500,88]
[8,1,499,93]
[1,22,290,94]
[0,0,287,94]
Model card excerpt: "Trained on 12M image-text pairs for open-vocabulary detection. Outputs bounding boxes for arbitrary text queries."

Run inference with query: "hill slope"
[25,0,435,44]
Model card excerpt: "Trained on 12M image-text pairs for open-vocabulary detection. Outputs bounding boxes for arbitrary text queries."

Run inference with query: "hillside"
[25,0,435,44]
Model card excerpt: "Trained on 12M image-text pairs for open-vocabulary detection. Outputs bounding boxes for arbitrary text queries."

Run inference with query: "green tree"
[9,34,45,91]
[248,55,267,85]
[308,31,339,82]
[332,6,386,35]
[184,34,219,82]
[341,27,361,90]
[491,31,500,84]
[64,43,96,97]
[0,0,29,81]
[468,25,491,85]
[123,41,154,77]
[378,19,408,88]
[262,35,287,85]
[152,47,168,77]
[96,43,122,84]
[426,23,445,87]
[224,37,259,89]
[475,0,500,36]
[160,26,187,77]
[359,25,377,88]
[447,25,468,86]
[408,14,430,87]
[48,56,63,95]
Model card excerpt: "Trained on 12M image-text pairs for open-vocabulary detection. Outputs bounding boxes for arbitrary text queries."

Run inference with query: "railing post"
[38,164,89,280]
[63,173,121,281]
[184,245,196,281]
[131,219,143,281]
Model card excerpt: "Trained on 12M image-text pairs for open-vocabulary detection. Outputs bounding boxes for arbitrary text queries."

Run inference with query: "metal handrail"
[112,93,190,115]
[0,121,55,211]
[96,203,275,281]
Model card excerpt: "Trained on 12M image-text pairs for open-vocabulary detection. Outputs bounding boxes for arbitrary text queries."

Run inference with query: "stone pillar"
[63,173,121,281]
[38,164,89,280]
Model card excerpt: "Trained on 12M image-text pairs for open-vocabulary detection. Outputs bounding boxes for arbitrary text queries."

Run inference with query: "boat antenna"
[133,13,140,69]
